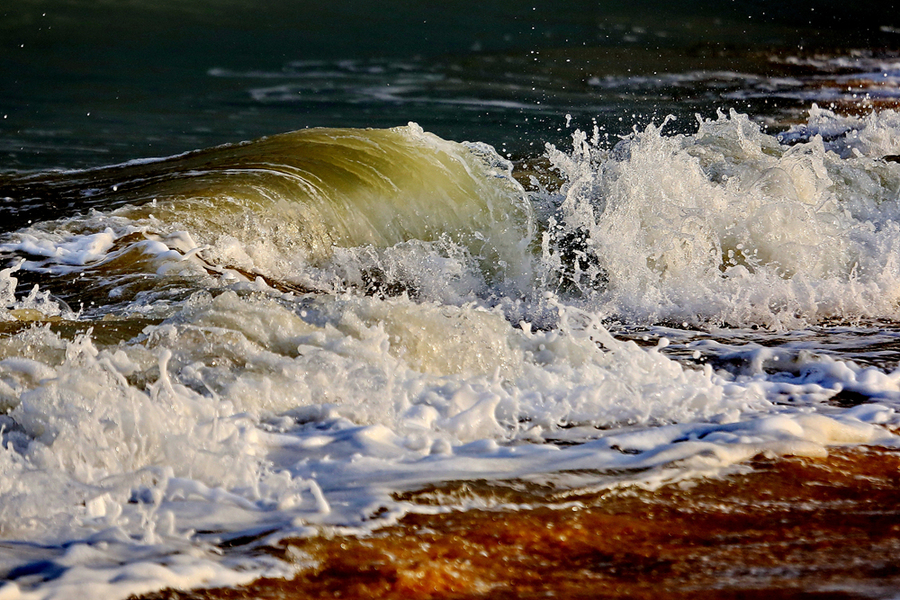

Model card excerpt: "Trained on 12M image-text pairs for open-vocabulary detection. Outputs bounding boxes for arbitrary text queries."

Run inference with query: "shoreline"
[136,445,900,599]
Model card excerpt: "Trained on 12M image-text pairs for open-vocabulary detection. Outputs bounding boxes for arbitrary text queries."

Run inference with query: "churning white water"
[0,109,900,599]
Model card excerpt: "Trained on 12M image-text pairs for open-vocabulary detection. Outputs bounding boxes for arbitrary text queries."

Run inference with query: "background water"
[3,0,898,170]
[2,2,900,599]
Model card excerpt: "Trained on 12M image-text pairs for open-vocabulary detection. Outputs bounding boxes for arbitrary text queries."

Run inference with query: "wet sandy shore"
[137,446,900,600]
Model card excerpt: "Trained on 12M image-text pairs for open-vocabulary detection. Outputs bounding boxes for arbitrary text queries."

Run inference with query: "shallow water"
[1,2,900,599]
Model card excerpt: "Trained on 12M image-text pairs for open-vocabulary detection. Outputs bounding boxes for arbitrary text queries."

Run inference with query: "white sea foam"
[2,112,900,598]
[0,285,897,599]
[540,107,900,328]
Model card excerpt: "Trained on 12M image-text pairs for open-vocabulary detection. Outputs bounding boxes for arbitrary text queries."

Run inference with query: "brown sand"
[137,446,900,600]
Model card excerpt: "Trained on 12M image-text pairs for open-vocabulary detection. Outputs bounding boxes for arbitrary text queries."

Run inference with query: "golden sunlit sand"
[137,446,900,599]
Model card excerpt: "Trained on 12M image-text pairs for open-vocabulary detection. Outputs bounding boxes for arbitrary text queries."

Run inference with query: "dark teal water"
[3,0,898,170]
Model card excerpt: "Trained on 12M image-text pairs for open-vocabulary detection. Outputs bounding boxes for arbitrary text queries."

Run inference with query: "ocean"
[2,1,900,598]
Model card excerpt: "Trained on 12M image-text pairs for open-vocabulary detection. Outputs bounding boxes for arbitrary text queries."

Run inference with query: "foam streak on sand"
[138,448,900,600]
